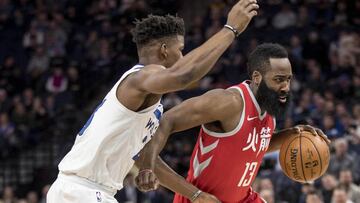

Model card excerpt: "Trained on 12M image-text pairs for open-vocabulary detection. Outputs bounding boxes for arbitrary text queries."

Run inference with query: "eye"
[274,78,283,83]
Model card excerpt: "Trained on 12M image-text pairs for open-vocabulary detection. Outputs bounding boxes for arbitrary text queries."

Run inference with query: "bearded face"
[253,58,293,118]
[256,80,291,118]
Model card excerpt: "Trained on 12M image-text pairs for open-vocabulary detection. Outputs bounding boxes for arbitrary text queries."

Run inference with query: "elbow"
[162,114,176,134]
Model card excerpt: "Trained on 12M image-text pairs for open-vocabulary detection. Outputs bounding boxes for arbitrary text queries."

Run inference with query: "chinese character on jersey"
[242,127,258,152]
[257,127,271,156]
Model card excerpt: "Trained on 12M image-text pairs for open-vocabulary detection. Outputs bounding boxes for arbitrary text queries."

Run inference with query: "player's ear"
[160,43,168,59]
[252,71,262,86]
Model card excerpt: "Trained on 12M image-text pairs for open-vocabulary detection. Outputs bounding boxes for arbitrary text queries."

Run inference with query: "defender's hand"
[193,192,221,203]
[135,169,159,192]
[227,0,259,34]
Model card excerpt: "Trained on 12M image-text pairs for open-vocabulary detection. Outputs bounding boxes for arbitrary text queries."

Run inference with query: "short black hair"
[131,14,185,48]
[247,43,288,77]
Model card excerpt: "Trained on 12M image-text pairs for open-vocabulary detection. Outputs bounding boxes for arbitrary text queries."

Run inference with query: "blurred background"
[0,0,359,202]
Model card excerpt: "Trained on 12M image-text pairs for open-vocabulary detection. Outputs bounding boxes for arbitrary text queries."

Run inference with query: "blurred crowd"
[0,0,359,202]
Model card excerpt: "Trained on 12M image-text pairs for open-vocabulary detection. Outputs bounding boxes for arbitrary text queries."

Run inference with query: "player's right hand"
[226,0,259,34]
[135,169,159,192]
[193,192,221,203]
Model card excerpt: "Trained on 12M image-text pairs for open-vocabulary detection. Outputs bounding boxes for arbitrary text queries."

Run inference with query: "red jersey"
[174,81,276,203]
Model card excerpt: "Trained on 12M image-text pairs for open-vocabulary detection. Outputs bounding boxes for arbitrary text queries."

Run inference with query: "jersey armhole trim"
[201,86,245,138]
[111,65,161,116]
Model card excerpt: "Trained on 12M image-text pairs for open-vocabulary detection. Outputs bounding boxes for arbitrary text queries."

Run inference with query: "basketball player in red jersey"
[135,43,330,203]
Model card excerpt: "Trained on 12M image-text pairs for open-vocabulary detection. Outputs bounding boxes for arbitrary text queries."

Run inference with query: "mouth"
[278,95,287,103]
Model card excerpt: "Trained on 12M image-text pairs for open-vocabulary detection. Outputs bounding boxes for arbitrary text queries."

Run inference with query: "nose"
[280,81,290,93]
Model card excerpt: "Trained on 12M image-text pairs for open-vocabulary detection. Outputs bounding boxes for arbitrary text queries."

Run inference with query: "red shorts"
[173,191,265,203]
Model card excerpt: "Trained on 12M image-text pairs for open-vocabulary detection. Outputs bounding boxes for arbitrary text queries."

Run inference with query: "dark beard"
[255,81,291,118]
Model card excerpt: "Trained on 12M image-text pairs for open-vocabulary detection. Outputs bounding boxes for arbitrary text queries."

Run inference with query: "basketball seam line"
[302,136,323,178]
[299,132,307,183]
[283,136,301,181]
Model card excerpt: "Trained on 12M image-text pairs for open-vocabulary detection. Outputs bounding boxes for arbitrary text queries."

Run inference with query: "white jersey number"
[237,162,258,187]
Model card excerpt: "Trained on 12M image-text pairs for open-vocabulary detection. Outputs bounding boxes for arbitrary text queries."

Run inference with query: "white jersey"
[58,64,163,192]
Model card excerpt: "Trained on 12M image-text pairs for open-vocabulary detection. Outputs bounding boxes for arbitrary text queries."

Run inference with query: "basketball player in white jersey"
[46,0,259,202]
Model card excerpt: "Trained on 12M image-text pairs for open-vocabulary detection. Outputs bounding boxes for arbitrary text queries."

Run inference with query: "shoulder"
[136,64,166,75]
[201,88,243,116]
[126,65,166,84]
[203,88,241,101]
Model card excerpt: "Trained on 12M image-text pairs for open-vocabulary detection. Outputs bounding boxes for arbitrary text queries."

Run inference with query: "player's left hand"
[135,169,159,192]
[294,125,331,144]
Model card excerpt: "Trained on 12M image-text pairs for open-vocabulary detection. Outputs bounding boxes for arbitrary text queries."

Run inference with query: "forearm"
[171,28,235,87]
[267,129,291,153]
[155,157,199,199]
[138,119,173,170]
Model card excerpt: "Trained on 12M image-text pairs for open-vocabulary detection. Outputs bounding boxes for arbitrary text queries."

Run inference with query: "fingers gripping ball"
[279,130,330,183]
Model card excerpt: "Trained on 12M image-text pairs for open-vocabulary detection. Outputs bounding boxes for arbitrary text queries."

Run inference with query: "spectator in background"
[321,174,338,203]
[0,113,16,153]
[297,6,310,27]
[260,189,275,203]
[46,20,67,57]
[289,35,303,67]
[337,32,359,69]
[306,191,324,203]
[17,199,27,203]
[300,183,316,203]
[0,56,24,95]
[40,184,50,203]
[26,191,38,203]
[339,169,360,203]
[353,105,360,130]
[272,4,296,29]
[258,178,274,192]
[66,66,82,106]
[23,22,45,50]
[302,31,328,66]
[322,114,341,139]
[353,76,360,101]
[11,102,30,136]
[45,67,68,94]
[0,89,11,113]
[0,186,17,203]
[333,186,354,203]
[348,116,360,158]
[328,138,355,176]
[27,46,49,79]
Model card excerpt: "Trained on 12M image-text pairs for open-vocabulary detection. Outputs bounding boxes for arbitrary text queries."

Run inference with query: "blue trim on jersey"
[154,109,162,120]
[78,99,106,136]
[142,136,148,143]
[132,152,140,160]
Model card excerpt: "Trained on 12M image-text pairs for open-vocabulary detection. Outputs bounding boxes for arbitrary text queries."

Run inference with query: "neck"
[138,47,166,67]
[249,81,266,115]
[138,56,162,66]
[249,81,258,96]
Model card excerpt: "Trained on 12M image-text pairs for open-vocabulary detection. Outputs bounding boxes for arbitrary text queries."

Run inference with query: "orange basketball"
[279,130,330,183]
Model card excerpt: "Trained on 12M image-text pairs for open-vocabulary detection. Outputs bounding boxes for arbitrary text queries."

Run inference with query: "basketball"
[279,130,330,183]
